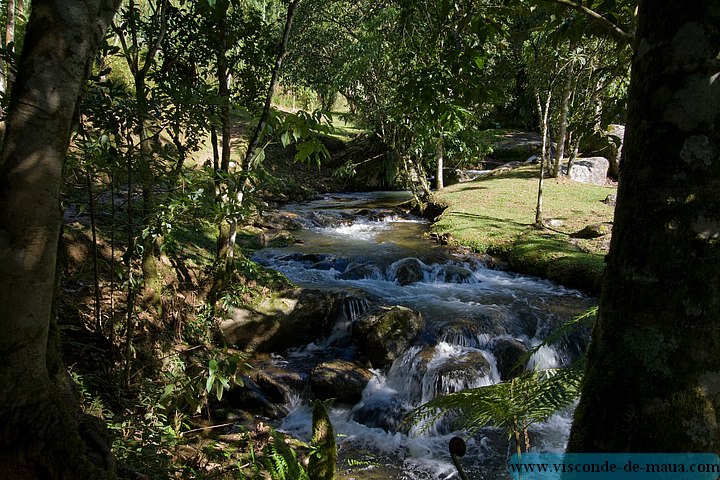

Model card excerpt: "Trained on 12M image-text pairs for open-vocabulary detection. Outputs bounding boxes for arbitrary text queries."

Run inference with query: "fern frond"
[528,307,597,357]
[266,430,309,480]
[407,359,584,437]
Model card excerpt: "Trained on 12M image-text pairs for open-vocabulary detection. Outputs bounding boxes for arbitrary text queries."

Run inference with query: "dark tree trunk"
[568,0,720,452]
[0,0,120,477]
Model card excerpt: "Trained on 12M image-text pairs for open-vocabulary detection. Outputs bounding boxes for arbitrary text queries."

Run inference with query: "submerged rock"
[390,258,425,285]
[338,262,383,280]
[352,305,425,368]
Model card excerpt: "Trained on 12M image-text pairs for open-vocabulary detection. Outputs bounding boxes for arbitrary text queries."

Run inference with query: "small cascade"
[350,343,502,436]
[326,296,370,345]
[249,191,595,479]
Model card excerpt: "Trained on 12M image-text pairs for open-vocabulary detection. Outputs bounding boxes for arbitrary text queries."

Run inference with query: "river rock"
[250,361,307,405]
[433,351,492,397]
[338,263,383,280]
[310,360,375,404]
[219,288,344,352]
[390,258,425,285]
[278,253,349,272]
[225,375,289,419]
[491,338,529,380]
[266,230,296,248]
[441,264,474,283]
[568,157,609,185]
[352,306,425,368]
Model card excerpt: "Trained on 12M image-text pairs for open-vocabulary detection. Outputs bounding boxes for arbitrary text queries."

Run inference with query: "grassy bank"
[432,164,616,294]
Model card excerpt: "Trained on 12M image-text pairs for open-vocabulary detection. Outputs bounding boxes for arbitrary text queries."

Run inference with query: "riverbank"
[430,163,616,294]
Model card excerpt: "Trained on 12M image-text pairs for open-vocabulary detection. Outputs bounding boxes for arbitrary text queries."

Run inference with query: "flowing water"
[252,192,593,479]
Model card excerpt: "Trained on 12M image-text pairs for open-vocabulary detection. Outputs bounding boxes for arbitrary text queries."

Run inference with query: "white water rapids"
[252,192,593,479]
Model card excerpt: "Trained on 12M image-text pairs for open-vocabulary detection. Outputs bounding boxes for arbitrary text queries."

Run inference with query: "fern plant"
[266,431,310,480]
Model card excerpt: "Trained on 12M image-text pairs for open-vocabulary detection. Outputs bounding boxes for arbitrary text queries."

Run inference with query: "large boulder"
[311,360,375,404]
[352,306,425,368]
[389,258,425,285]
[569,157,610,185]
[491,338,529,380]
[219,288,344,352]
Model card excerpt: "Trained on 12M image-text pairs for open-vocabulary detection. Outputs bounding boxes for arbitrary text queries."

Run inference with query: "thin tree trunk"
[435,135,444,191]
[218,0,300,267]
[109,168,116,357]
[124,139,135,388]
[243,0,301,172]
[568,0,720,452]
[0,0,120,476]
[86,169,101,333]
[214,0,233,261]
[552,58,574,177]
[535,90,551,227]
[114,0,169,303]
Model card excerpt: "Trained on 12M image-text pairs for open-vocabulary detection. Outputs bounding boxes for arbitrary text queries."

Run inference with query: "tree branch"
[540,0,634,44]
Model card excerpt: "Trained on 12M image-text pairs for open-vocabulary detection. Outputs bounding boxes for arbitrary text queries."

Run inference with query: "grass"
[433,163,616,293]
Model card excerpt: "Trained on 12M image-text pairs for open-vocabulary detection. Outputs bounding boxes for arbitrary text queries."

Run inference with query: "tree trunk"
[435,135,444,191]
[242,0,301,171]
[218,0,300,266]
[535,90,551,226]
[0,0,120,477]
[568,0,720,452]
[551,58,574,177]
[214,0,234,261]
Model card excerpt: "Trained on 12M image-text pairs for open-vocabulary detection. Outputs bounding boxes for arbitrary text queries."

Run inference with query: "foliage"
[266,431,311,480]
[308,399,337,480]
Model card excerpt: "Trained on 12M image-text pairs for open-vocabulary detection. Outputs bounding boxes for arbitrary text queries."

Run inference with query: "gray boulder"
[311,360,375,404]
[569,157,610,185]
[352,306,425,368]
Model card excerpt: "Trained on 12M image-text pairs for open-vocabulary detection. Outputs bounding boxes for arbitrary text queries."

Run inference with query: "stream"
[251,191,593,479]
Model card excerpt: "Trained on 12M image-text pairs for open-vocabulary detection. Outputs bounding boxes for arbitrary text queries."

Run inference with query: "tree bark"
[551,58,574,177]
[568,0,720,452]
[0,0,120,477]
[535,90,552,226]
[435,135,444,191]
